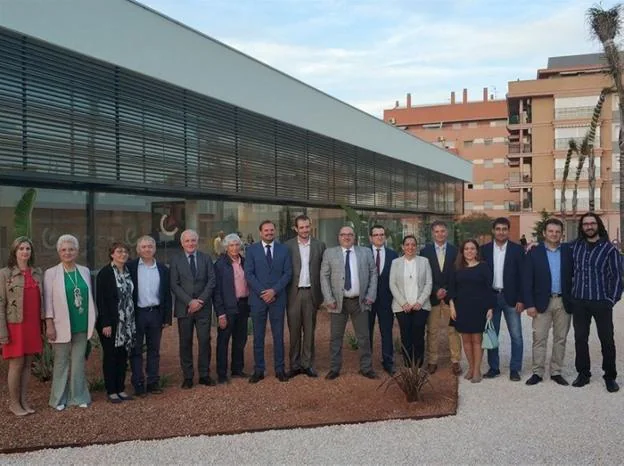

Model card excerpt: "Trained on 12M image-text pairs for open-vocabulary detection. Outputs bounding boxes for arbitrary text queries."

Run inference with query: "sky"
[139,0,610,117]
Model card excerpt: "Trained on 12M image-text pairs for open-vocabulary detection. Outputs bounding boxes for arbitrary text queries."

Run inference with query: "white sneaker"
[78,403,88,408]
[55,404,66,411]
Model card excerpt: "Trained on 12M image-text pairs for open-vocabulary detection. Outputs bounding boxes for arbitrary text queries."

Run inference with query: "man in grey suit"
[320,225,378,380]
[285,215,326,378]
[169,229,216,389]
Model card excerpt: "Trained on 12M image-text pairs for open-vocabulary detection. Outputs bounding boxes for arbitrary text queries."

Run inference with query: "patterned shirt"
[571,238,623,304]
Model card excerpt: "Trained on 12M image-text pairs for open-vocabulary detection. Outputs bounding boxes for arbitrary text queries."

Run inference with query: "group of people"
[0,212,621,416]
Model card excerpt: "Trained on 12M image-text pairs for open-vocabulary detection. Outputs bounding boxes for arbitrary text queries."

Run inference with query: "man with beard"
[570,213,622,393]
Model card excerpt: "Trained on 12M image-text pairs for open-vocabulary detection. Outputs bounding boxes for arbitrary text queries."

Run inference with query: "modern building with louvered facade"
[0,0,470,268]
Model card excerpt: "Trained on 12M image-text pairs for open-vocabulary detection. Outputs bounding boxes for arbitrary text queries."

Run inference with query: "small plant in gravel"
[345,331,359,350]
[379,350,432,403]
[89,377,106,392]
[31,339,54,382]
[158,373,173,389]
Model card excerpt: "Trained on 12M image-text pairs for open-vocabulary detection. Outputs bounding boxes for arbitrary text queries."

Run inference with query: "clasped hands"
[187,298,205,314]
[260,289,276,304]
[401,302,422,313]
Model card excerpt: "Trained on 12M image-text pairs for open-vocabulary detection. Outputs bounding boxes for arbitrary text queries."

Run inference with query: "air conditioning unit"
[388,117,396,125]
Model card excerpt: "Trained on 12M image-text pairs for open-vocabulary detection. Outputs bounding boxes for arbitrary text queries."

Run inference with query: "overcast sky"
[139,0,609,117]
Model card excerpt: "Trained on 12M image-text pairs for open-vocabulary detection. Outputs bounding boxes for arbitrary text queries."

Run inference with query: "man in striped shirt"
[570,213,622,393]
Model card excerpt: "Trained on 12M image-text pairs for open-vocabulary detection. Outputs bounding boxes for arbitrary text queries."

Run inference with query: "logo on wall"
[159,214,179,236]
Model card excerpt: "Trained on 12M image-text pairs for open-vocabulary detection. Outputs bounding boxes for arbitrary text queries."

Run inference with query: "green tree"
[532,209,553,242]
[455,213,493,243]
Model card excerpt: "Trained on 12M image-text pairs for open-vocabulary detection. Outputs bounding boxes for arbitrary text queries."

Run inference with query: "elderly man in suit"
[421,220,462,375]
[169,229,216,389]
[368,224,398,375]
[245,220,293,383]
[481,217,525,381]
[523,218,573,386]
[285,215,326,378]
[127,235,172,396]
[321,225,378,380]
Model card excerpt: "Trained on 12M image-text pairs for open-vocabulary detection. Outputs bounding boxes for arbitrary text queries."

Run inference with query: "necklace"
[64,266,84,314]
[405,258,417,279]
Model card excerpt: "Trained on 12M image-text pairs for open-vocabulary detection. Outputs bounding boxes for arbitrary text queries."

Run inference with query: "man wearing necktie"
[320,226,378,380]
[169,229,216,389]
[244,220,293,383]
[368,225,398,375]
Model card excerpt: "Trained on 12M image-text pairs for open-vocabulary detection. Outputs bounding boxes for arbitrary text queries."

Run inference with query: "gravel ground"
[3,303,623,464]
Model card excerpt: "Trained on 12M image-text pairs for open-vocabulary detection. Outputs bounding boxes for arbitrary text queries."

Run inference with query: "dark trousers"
[396,309,429,367]
[177,312,212,380]
[368,301,395,370]
[329,298,372,373]
[217,299,250,377]
[251,301,286,374]
[572,299,617,380]
[98,329,128,395]
[131,308,163,389]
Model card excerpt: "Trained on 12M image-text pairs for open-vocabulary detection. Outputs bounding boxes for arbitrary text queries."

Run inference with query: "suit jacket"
[244,241,292,308]
[44,263,96,344]
[389,256,432,313]
[481,241,525,307]
[420,242,457,305]
[169,250,215,319]
[96,264,124,332]
[127,258,172,325]
[320,245,377,313]
[286,237,326,310]
[213,254,247,316]
[371,246,398,310]
[523,242,573,313]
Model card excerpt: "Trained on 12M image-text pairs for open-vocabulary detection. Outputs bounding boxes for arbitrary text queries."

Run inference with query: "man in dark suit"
[368,224,398,375]
[245,220,293,383]
[127,235,172,396]
[481,217,525,381]
[523,218,573,386]
[421,221,462,375]
[169,229,216,389]
[285,215,326,378]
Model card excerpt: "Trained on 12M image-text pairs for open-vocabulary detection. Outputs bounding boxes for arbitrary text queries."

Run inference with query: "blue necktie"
[344,249,352,291]
[266,244,273,266]
[189,254,197,278]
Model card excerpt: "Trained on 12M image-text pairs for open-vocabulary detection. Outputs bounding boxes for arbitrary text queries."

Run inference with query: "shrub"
[31,339,54,382]
[345,331,359,350]
[379,350,432,403]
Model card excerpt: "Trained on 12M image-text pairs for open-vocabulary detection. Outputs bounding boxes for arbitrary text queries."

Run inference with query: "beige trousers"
[426,301,462,364]
[531,296,571,377]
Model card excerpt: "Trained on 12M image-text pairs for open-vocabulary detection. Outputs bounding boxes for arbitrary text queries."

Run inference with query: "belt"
[550,293,562,298]
[343,296,359,300]
[298,286,311,289]
[137,305,159,312]
[493,288,504,293]
[237,297,248,302]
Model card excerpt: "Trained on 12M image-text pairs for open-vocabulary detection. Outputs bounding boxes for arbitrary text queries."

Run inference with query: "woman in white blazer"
[44,234,96,410]
[389,235,432,367]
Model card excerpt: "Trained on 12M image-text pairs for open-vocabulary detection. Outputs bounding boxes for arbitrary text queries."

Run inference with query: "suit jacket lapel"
[293,241,302,274]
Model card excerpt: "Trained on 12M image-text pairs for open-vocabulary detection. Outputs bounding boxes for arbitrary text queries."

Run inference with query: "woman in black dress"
[449,239,495,383]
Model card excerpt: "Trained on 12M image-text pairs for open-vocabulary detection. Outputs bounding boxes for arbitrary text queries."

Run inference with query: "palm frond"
[588,5,622,43]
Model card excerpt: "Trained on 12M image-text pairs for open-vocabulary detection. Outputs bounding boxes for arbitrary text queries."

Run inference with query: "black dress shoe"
[217,376,230,384]
[572,374,591,387]
[276,371,289,382]
[359,370,379,379]
[286,368,303,378]
[384,366,396,376]
[198,376,217,386]
[483,368,500,379]
[605,379,620,393]
[181,378,193,389]
[525,374,543,385]
[134,385,148,397]
[248,372,264,384]
[303,367,318,378]
[147,383,163,394]
[325,370,340,380]
[231,371,249,378]
[510,371,521,382]
[550,375,569,386]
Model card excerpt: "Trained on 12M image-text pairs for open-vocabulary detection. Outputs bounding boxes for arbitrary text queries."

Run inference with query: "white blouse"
[403,258,420,305]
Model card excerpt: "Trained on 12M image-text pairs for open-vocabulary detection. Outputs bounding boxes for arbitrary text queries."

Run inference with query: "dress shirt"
[403,258,420,304]
[342,247,360,297]
[231,256,249,299]
[492,241,507,290]
[261,241,274,258]
[545,244,562,294]
[435,242,447,270]
[297,238,312,287]
[137,258,160,308]
[571,238,624,304]
[374,246,386,275]
[185,251,196,265]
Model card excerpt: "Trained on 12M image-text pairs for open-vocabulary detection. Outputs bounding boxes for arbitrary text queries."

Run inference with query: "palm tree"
[587,4,623,238]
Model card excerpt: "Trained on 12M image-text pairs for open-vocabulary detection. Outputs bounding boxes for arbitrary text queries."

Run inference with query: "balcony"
[508,173,532,188]
[508,201,521,212]
[508,142,532,154]
[554,106,594,121]
[522,198,532,210]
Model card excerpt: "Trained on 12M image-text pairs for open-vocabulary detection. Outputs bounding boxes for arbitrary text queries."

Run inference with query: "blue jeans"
[487,293,523,373]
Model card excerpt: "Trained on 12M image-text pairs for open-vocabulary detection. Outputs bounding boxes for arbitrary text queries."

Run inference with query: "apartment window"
[452,123,462,129]
[464,140,474,148]
[484,159,494,168]
[484,180,494,189]
[484,200,494,209]
[468,122,478,128]
[467,183,474,190]
[484,138,493,146]
[464,201,473,211]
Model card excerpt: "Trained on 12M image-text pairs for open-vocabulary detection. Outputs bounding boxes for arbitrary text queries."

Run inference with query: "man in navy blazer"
[421,221,462,375]
[523,218,573,386]
[481,217,525,381]
[244,220,293,383]
[368,225,399,375]
[127,235,172,396]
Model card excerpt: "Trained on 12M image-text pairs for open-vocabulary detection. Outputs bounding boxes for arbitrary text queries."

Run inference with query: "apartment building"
[383,88,516,228]
[508,53,620,241]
